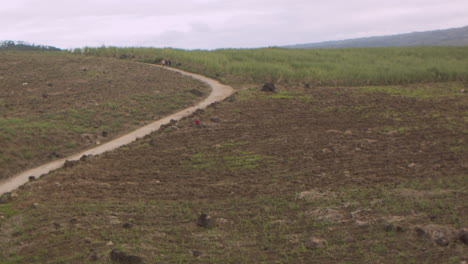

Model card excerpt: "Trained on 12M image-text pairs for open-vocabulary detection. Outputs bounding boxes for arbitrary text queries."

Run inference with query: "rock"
[0,193,12,204]
[306,237,328,249]
[210,117,221,123]
[42,93,49,98]
[81,67,88,72]
[384,224,394,232]
[197,213,213,228]
[226,95,237,102]
[191,250,203,257]
[28,176,36,181]
[110,249,143,264]
[123,223,133,229]
[460,89,466,93]
[396,225,405,232]
[435,236,449,246]
[261,82,277,93]
[189,89,204,97]
[102,131,108,137]
[108,216,121,225]
[306,208,345,222]
[354,220,370,228]
[459,229,468,245]
[415,227,426,236]
[53,222,62,229]
[90,252,98,261]
[70,218,78,224]
[32,203,40,208]
[106,241,114,247]
[217,218,229,225]
[64,160,79,168]
[48,152,62,159]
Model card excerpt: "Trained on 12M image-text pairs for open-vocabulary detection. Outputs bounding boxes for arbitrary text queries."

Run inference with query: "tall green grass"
[70,46,468,86]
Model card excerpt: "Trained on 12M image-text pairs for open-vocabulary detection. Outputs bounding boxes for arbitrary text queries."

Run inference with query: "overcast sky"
[1,0,467,50]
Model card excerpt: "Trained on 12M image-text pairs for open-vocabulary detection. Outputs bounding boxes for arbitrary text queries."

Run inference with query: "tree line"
[0,40,61,51]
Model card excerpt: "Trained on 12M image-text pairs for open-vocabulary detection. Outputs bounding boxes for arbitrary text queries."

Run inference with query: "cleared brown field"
[0,52,209,180]
[1,81,466,263]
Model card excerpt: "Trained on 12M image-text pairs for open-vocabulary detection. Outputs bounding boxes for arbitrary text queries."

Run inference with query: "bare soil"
[0,52,209,180]
[0,82,467,263]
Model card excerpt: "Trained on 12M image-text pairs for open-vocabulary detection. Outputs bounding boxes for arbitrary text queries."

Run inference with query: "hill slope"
[285,25,468,49]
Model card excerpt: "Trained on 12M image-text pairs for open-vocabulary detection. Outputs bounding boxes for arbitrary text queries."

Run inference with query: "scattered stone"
[123,223,133,229]
[64,160,79,168]
[306,237,328,249]
[32,203,40,208]
[304,83,311,89]
[459,229,468,245]
[396,225,405,232]
[42,93,49,98]
[110,249,143,264]
[53,222,62,229]
[80,155,89,162]
[102,131,108,137]
[226,95,237,102]
[106,241,114,247]
[191,250,203,257]
[261,82,277,93]
[90,252,98,261]
[435,236,450,246]
[210,117,221,123]
[47,82,53,87]
[384,224,394,232]
[415,227,426,236]
[28,176,36,181]
[84,237,93,244]
[81,67,88,72]
[48,152,62,159]
[70,218,78,224]
[108,216,121,225]
[0,193,12,204]
[22,82,28,86]
[306,208,345,222]
[189,89,204,97]
[217,218,229,225]
[197,213,213,228]
[354,219,370,228]
[460,89,466,93]
[298,189,336,201]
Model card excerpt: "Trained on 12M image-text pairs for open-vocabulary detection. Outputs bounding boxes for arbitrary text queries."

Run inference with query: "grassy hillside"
[285,25,468,49]
[0,52,209,180]
[0,47,466,263]
[71,46,468,86]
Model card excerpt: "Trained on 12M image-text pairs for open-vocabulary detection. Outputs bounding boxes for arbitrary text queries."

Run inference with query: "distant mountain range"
[284,25,468,49]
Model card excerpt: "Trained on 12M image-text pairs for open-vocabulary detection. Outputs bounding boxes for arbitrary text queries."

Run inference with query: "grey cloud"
[0,0,467,49]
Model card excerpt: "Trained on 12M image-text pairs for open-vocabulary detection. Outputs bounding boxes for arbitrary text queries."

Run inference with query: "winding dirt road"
[0,65,234,195]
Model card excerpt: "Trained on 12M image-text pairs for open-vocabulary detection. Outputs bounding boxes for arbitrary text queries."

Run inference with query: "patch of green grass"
[72,46,468,86]
[355,82,465,98]
[374,125,426,134]
[0,203,19,217]
[188,152,272,170]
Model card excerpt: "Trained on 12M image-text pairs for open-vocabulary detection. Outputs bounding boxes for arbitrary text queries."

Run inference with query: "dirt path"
[0,65,234,195]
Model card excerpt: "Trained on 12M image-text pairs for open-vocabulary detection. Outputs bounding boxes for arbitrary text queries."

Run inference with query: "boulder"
[197,213,213,228]
[110,249,143,264]
[189,89,204,97]
[261,83,277,93]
